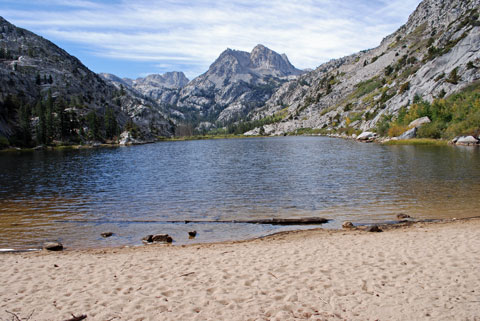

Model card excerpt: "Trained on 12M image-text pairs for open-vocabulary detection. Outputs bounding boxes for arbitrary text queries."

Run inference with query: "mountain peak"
[137,71,189,89]
[252,44,268,52]
[249,45,302,77]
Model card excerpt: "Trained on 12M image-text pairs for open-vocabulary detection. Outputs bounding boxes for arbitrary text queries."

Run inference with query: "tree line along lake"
[0,136,479,250]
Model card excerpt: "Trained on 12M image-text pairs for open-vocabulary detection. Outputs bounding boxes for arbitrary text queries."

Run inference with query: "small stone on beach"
[342,221,355,229]
[396,214,411,219]
[367,225,383,233]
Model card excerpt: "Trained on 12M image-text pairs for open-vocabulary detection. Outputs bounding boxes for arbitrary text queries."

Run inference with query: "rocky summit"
[0,16,173,147]
[174,44,304,129]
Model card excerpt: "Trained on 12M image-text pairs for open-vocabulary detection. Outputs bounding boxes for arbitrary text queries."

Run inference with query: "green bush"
[353,77,382,98]
[380,81,480,138]
[417,121,445,139]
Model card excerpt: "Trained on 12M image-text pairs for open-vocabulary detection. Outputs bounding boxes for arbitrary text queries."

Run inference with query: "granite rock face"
[246,0,480,136]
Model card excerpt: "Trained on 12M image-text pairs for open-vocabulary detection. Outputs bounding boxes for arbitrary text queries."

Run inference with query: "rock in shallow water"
[101,232,113,238]
[43,241,63,251]
[143,234,173,244]
[188,230,197,238]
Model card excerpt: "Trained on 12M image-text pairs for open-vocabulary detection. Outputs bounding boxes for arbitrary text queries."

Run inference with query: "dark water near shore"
[1,136,479,250]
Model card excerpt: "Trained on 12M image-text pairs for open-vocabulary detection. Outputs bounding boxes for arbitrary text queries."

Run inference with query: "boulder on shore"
[119,131,143,146]
[454,136,479,146]
[408,116,431,128]
[357,132,376,141]
[398,127,417,140]
[367,225,382,233]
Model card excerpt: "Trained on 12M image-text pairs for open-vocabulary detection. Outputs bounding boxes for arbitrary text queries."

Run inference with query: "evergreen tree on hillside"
[104,107,118,139]
[86,111,100,141]
[36,100,46,144]
[55,97,69,141]
[18,102,32,146]
[45,90,54,143]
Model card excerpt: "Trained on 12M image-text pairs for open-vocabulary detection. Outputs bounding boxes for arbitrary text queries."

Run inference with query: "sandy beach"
[1,219,479,321]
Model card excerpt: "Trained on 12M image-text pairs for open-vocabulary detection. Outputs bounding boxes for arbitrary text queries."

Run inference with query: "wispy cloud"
[0,0,422,78]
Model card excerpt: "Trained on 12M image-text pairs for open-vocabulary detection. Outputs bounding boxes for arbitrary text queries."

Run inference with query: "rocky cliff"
[246,0,480,136]
[0,17,173,145]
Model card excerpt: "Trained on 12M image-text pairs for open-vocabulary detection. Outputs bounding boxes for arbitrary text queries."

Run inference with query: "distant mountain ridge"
[101,44,304,130]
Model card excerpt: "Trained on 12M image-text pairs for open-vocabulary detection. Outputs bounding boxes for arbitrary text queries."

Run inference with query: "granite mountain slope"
[99,71,189,121]
[0,17,173,144]
[245,0,480,136]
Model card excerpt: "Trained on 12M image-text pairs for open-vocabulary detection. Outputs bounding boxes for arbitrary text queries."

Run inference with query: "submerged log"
[240,217,329,225]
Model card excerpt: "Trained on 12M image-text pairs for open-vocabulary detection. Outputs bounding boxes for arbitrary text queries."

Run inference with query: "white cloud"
[1,0,423,77]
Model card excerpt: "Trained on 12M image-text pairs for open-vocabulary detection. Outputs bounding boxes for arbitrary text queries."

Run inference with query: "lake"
[1,136,479,250]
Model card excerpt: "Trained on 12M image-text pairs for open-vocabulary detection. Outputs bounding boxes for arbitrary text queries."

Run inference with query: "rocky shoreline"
[5,215,478,254]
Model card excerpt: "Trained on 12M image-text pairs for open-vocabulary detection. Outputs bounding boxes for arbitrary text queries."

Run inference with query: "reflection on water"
[0,137,479,249]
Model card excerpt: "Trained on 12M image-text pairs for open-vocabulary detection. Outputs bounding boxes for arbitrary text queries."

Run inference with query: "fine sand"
[1,219,479,321]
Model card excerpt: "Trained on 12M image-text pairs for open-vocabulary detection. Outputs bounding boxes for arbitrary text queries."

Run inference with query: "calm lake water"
[1,136,479,250]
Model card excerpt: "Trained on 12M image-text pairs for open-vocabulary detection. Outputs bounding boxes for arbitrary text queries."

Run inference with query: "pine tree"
[36,100,46,144]
[18,103,32,146]
[55,97,68,141]
[87,111,100,141]
[45,90,54,143]
[104,107,118,139]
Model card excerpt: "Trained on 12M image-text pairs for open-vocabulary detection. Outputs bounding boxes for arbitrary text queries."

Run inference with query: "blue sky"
[0,0,422,80]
